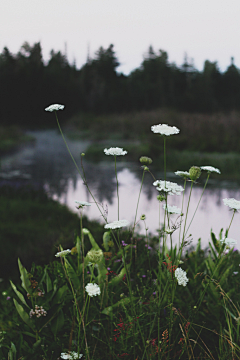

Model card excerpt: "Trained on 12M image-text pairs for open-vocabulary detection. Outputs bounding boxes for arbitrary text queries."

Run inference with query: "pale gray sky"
[1,0,240,75]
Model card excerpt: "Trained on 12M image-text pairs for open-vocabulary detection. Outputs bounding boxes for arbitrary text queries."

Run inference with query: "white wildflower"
[153,180,184,196]
[85,283,101,297]
[55,249,71,257]
[163,204,181,214]
[29,305,47,318]
[175,268,189,287]
[200,166,221,174]
[220,237,237,246]
[175,171,190,178]
[104,147,127,156]
[104,219,130,229]
[223,198,240,211]
[60,351,83,359]
[151,123,180,136]
[45,104,64,112]
[75,200,91,208]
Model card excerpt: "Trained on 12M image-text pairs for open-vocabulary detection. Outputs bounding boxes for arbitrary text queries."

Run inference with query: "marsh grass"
[1,107,240,360]
[0,126,35,154]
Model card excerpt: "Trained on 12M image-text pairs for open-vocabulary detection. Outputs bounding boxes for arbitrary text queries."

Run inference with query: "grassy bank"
[0,126,35,155]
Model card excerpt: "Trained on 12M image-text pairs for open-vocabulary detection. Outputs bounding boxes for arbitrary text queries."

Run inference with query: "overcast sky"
[1,0,240,75]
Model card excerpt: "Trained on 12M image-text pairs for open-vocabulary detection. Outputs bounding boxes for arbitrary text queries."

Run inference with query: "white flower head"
[60,351,83,359]
[200,166,221,174]
[175,267,189,287]
[223,198,240,211]
[233,272,239,276]
[85,283,101,297]
[151,123,180,136]
[45,104,65,112]
[104,147,127,156]
[153,180,184,196]
[175,171,190,179]
[75,200,91,208]
[104,219,130,229]
[220,237,237,246]
[55,249,71,257]
[163,204,181,214]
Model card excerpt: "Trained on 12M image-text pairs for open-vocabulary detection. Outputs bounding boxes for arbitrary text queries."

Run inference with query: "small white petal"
[45,104,65,112]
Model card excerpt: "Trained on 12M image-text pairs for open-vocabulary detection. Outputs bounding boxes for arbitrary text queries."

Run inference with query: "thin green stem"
[185,173,210,236]
[228,210,236,234]
[114,156,119,221]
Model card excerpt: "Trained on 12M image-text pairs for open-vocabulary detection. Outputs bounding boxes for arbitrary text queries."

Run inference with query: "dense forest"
[1,41,240,127]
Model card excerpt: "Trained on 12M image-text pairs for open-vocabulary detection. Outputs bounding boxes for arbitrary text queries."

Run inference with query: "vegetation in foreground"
[0,104,240,360]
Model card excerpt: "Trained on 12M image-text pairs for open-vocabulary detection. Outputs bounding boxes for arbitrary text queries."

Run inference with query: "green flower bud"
[71,247,78,255]
[120,293,125,298]
[189,166,201,181]
[86,249,103,264]
[157,194,166,202]
[81,153,85,156]
[139,156,152,165]
[140,214,146,220]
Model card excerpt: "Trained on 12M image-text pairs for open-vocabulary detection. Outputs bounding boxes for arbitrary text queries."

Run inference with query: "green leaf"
[103,231,111,251]
[51,284,69,306]
[13,298,35,331]
[101,296,138,316]
[18,258,31,293]
[83,228,100,250]
[33,339,42,350]
[10,280,30,309]
[108,263,131,289]
[45,270,52,293]
[8,342,16,360]
[208,242,218,260]
[64,258,80,292]
[50,309,64,337]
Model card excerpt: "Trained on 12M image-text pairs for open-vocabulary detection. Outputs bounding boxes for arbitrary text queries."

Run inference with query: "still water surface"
[1,130,240,251]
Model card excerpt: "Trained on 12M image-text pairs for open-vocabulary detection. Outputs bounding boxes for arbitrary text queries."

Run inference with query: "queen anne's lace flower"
[153,180,184,196]
[104,147,127,156]
[223,198,240,210]
[163,204,181,214]
[75,200,91,208]
[55,249,71,257]
[220,238,237,246]
[85,283,101,297]
[175,171,190,178]
[45,104,65,112]
[175,268,189,286]
[104,219,130,229]
[200,166,221,174]
[151,124,180,136]
[60,351,83,359]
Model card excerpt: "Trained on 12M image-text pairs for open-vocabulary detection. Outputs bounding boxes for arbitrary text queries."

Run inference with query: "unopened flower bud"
[120,293,125,298]
[157,194,166,202]
[87,249,103,264]
[139,156,152,165]
[140,214,146,220]
[81,153,85,156]
[71,246,78,255]
[189,166,201,181]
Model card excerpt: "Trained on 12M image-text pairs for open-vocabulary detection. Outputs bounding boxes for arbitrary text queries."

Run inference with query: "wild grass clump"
[1,104,240,360]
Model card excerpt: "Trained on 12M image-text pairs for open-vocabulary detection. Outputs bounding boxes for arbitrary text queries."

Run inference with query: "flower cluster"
[29,305,47,318]
[104,147,127,156]
[27,287,44,298]
[104,219,130,229]
[112,315,139,342]
[223,198,240,210]
[175,171,190,178]
[60,352,83,359]
[163,254,177,274]
[220,237,237,246]
[175,267,189,286]
[75,200,91,208]
[85,283,101,297]
[163,204,181,214]
[45,104,64,112]
[200,166,221,174]
[151,123,180,136]
[55,249,71,257]
[153,180,184,196]
[86,249,103,263]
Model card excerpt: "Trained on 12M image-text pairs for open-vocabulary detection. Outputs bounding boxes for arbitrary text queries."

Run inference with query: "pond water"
[1,130,240,251]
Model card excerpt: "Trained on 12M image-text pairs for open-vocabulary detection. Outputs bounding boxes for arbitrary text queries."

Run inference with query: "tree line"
[1,41,240,127]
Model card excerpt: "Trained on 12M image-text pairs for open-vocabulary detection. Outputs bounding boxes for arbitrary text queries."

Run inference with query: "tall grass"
[1,105,240,360]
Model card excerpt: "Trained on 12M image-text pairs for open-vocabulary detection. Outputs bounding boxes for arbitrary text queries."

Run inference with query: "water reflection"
[1,130,240,251]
